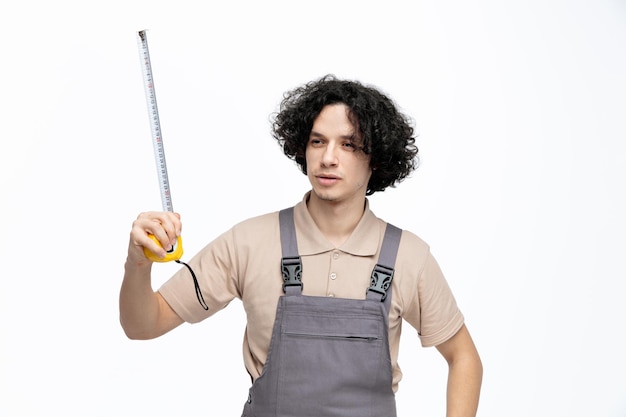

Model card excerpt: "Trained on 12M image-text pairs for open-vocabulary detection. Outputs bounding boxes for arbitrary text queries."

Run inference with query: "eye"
[308,136,324,146]
[342,141,362,152]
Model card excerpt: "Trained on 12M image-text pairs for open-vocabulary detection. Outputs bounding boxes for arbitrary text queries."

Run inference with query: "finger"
[132,212,181,254]
[130,222,167,259]
[137,212,181,247]
[155,213,182,249]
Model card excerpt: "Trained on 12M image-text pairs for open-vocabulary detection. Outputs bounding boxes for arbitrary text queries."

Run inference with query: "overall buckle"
[367,264,394,301]
[281,256,303,292]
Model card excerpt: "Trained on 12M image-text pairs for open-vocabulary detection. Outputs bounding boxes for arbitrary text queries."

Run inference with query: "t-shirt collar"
[292,191,381,257]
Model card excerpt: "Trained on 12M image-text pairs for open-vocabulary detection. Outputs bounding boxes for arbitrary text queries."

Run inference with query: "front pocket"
[275,313,385,417]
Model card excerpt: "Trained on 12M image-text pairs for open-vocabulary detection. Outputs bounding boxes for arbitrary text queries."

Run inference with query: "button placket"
[327,251,340,296]
[329,251,340,282]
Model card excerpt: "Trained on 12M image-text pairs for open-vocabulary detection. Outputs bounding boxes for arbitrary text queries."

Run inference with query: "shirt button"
[330,272,337,280]
[333,251,340,260]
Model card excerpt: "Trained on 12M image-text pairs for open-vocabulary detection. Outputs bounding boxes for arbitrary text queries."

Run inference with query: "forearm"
[445,353,483,417]
[119,258,162,339]
[120,211,184,339]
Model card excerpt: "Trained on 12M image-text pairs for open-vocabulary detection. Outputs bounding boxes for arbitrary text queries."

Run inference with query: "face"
[306,104,372,205]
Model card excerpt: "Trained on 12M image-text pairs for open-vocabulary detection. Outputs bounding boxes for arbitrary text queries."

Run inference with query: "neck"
[306,191,366,247]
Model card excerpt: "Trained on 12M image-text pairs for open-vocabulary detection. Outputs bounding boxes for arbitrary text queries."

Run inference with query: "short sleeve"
[158,228,240,323]
[396,232,464,348]
[415,253,464,347]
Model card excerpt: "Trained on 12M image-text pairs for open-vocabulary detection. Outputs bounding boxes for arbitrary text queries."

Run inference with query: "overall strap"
[279,208,303,295]
[366,223,402,303]
[279,207,403,302]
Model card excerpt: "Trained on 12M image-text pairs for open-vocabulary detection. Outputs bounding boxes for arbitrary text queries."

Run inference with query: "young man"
[120,75,482,416]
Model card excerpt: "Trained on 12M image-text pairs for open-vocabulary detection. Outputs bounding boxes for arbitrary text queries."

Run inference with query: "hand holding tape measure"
[137,30,183,263]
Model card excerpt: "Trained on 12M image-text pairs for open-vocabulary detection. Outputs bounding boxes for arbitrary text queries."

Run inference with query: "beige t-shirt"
[159,193,464,392]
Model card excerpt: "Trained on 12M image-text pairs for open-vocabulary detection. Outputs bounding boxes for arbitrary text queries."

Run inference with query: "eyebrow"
[309,130,358,141]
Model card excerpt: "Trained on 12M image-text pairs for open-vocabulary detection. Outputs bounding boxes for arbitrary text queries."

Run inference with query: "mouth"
[317,173,339,179]
[314,173,340,186]
[315,171,341,179]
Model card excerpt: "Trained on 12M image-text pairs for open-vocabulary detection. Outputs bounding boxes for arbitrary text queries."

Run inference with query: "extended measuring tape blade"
[137,29,174,213]
[137,29,183,262]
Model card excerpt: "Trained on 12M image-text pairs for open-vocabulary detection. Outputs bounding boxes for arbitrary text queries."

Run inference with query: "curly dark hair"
[271,75,419,195]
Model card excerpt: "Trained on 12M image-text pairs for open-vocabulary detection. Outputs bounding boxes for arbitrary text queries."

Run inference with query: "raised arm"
[119,211,184,340]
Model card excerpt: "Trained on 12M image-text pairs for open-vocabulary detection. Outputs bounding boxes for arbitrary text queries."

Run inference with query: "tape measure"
[137,29,183,262]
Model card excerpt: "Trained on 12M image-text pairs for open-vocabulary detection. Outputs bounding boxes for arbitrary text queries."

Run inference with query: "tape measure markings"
[137,29,173,213]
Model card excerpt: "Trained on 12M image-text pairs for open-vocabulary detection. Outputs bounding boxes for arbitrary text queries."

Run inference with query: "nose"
[321,143,339,167]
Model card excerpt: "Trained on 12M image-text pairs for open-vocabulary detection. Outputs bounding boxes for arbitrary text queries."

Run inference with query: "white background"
[1,1,625,416]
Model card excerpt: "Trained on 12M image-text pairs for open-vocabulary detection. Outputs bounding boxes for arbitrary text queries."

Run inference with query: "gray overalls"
[241,207,402,417]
